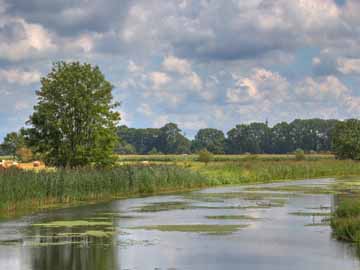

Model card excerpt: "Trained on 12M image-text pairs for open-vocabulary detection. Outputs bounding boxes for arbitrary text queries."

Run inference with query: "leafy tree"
[198,149,213,165]
[148,147,160,155]
[157,123,191,154]
[226,123,270,154]
[332,119,360,160]
[27,62,120,167]
[117,125,160,154]
[192,128,225,154]
[1,129,26,157]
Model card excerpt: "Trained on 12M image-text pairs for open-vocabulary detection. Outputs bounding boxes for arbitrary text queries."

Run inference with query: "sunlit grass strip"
[117,154,334,163]
[197,159,360,185]
[0,165,209,218]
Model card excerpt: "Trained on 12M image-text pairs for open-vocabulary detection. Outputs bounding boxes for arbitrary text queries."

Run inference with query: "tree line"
[0,61,358,167]
[116,118,338,155]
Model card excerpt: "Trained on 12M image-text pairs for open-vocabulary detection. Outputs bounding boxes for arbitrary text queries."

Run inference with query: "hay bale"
[33,161,41,167]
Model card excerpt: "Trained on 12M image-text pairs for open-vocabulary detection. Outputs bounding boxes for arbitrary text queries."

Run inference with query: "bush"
[198,149,213,165]
[16,147,33,162]
[295,149,305,161]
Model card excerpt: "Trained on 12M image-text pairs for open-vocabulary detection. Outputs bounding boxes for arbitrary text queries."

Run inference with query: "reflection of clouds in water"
[0,178,359,270]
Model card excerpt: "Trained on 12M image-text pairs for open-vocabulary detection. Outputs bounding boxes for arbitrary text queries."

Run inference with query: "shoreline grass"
[331,197,360,243]
[1,158,360,219]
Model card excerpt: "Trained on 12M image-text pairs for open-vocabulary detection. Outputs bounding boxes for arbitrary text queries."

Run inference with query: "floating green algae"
[205,215,260,220]
[135,201,192,212]
[246,185,337,195]
[130,224,248,235]
[289,211,331,217]
[32,220,113,228]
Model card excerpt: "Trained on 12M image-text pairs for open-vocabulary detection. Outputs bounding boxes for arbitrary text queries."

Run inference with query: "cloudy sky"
[0,0,359,139]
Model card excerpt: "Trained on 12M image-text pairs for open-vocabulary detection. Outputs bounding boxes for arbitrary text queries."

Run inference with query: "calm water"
[0,178,359,270]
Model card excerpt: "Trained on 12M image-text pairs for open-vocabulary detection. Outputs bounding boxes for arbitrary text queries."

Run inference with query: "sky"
[0,0,359,139]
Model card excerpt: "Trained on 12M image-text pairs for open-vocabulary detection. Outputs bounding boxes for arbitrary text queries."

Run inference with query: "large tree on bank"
[27,62,120,167]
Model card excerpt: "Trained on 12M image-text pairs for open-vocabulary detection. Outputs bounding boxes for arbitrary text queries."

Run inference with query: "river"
[0,178,359,270]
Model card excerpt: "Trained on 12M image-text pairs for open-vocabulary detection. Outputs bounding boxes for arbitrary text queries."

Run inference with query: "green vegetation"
[205,215,260,220]
[289,212,331,217]
[331,198,360,242]
[114,118,338,155]
[117,153,333,163]
[295,149,305,161]
[0,165,208,218]
[130,224,248,235]
[197,149,213,165]
[2,158,360,218]
[195,159,360,185]
[26,61,120,167]
[332,119,360,160]
[135,201,191,212]
[32,220,113,228]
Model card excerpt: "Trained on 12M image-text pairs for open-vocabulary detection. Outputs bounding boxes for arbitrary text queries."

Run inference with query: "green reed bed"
[331,197,360,243]
[197,160,360,185]
[0,165,208,217]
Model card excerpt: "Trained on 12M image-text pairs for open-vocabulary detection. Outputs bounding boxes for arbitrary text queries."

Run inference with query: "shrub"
[198,149,213,165]
[295,149,305,161]
[16,147,33,162]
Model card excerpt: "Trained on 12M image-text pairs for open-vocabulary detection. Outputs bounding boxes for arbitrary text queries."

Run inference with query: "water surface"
[0,178,359,270]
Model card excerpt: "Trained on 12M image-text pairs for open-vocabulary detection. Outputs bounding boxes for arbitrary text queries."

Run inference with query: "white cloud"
[337,58,360,75]
[0,17,56,61]
[137,103,153,116]
[149,72,171,89]
[0,68,41,85]
[162,55,192,75]
[227,68,288,104]
[294,76,349,101]
[128,60,143,73]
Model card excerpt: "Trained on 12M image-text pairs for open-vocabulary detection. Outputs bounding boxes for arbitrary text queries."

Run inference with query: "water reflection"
[28,229,117,270]
[0,178,359,270]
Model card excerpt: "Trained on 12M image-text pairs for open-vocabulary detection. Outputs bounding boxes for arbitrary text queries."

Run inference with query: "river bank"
[1,159,360,219]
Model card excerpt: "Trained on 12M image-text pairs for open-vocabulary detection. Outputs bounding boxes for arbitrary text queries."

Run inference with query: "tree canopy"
[192,128,225,154]
[332,119,360,160]
[26,61,120,167]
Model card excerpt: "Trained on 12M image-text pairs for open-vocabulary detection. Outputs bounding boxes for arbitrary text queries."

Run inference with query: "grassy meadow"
[1,153,360,219]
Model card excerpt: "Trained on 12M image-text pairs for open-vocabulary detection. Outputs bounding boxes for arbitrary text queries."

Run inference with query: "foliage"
[117,123,191,154]
[1,130,26,157]
[15,147,33,162]
[226,122,272,154]
[332,119,360,160]
[26,62,120,167]
[331,197,360,242]
[197,159,360,185]
[198,149,213,164]
[294,149,305,161]
[192,128,225,154]
[0,165,208,216]
[116,118,338,155]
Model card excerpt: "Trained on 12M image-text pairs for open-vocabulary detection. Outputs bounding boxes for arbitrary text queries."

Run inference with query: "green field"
[117,153,334,162]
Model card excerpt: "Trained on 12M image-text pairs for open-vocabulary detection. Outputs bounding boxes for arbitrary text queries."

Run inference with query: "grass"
[2,157,360,219]
[117,154,334,163]
[331,197,360,243]
[0,165,209,218]
[195,159,360,185]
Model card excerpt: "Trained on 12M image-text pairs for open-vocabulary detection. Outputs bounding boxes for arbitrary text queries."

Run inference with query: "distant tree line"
[116,118,339,155]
